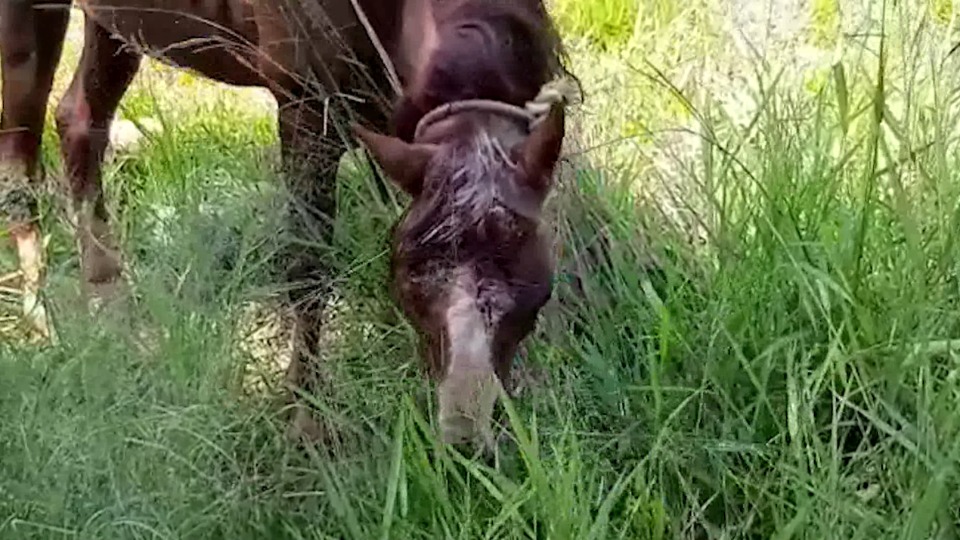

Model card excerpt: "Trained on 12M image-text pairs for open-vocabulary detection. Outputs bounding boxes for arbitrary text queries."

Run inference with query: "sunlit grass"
[811,0,840,48]
[1,1,959,538]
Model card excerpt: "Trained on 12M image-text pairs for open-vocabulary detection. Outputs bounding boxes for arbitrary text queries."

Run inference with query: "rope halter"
[347,0,579,140]
[413,77,580,142]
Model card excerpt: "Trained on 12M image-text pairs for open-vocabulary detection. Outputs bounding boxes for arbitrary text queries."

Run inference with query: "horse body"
[0,0,571,453]
[77,0,264,86]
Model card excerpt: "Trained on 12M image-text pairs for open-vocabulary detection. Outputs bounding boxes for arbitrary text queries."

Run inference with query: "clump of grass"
[3,1,960,538]
[551,0,711,175]
[811,0,841,47]
[550,0,693,52]
[929,0,952,25]
[550,0,638,51]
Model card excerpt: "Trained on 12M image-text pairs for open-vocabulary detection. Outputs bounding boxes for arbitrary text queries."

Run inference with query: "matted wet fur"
[0,0,574,453]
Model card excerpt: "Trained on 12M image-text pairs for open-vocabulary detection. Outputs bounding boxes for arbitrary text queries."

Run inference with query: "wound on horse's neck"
[392,0,562,141]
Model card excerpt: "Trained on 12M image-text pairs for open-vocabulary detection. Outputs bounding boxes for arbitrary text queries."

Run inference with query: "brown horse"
[0,0,572,451]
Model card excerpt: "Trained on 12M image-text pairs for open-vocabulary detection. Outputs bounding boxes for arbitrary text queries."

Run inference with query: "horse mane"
[391,0,575,142]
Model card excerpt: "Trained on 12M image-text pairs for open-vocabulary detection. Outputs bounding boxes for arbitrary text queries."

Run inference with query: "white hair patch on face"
[437,268,501,448]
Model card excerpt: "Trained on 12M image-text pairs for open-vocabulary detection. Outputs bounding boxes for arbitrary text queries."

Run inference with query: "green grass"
[2,2,960,538]
[811,0,840,48]
[929,0,953,25]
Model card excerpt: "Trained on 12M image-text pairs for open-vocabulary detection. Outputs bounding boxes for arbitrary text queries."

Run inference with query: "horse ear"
[518,103,565,193]
[352,123,437,196]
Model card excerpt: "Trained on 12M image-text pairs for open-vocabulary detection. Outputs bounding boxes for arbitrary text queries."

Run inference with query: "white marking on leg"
[14,224,51,339]
[438,270,501,449]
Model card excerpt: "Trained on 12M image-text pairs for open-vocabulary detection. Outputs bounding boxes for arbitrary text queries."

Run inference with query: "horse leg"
[55,17,140,297]
[0,0,71,337]
[274,95,347,444]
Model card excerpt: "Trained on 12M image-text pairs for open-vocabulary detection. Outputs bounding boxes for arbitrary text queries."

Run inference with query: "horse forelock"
[392,0,569,141]
[389,0,564,288]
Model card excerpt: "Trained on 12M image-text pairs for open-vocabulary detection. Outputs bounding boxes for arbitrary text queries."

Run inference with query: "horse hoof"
[285,407,344,454]
[22,290,55,343]
[9,224,55,343]
[83,277,132,317]
[82,251,123,287]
